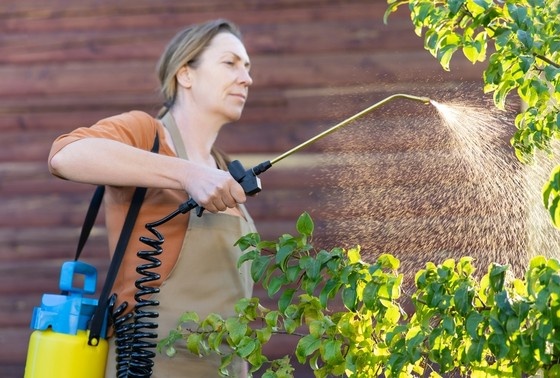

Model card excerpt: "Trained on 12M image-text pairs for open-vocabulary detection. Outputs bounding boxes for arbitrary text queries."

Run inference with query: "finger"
[211,198,228,213]
[230,182,247,204]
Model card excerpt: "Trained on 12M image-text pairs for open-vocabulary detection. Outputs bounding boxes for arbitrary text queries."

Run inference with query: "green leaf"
[235,232,260,251]
[437,33,461,71]
[467,338,485,363]
[208,330,225,352]
[178,311,200,325]
[544,65,560,81]
[295,334,321,364]
[488,333,509,359]
[449,0,466,15]
[548,196,560,228]
[463,44,479,64]
[283,317,299,334]
[517,29,533,49]
[225,317,248,344]
[256,327,272,344]
[342,286,357,311]
[237,336,258,358]
[466,311,484,338]
[442,316,455,335]
[319,279,341,308]
[278,288,296,313]
[186,333,203,356]
[296,212,314,236]
[363,280,379,310]
[285,264,302,283]
[321,340,344,365]
[275,242,296,272]
[309,319,327,338]
[489,263,508,292]
[508,3,528,27]
[219,354,233,376]
[251,255,271,283]
[237,250,258,269]
[454,286,473,316]
[264,310,279,328]
[378,253,400,270]
[267,275,286,297]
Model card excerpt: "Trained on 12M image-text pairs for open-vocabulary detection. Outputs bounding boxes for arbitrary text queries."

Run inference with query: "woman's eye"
[224,61,234,66]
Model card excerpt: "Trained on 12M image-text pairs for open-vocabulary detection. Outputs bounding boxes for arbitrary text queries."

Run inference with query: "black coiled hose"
[111,200,197,377]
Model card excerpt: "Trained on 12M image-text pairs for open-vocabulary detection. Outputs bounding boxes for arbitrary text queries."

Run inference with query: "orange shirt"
[48,110,189,311]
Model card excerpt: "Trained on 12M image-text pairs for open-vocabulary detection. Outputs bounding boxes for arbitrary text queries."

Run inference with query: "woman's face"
[185,32,253,123]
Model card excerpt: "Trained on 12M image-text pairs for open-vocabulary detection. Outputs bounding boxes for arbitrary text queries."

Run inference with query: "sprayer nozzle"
[418,97,431,104]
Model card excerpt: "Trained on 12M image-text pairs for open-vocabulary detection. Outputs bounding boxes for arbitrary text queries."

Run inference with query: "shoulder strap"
[73,186,105,261]
[76,132,159,346]
[73,133,160,261]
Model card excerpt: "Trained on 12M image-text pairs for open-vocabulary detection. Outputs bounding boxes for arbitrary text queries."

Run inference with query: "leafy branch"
[384,0,560,226]
[159,213,560,377]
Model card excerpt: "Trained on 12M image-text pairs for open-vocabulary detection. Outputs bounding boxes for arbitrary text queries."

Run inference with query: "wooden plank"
[0,19,424,65]
[0,51,483,99]
[0,83,455,132]
[0,2,404,34]
[0,327,31,368]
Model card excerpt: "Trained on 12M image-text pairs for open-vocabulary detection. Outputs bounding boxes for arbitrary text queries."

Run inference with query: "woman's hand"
[181,163,247,213]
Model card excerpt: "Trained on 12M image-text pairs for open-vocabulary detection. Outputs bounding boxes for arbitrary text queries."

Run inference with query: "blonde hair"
[156,19,242,118]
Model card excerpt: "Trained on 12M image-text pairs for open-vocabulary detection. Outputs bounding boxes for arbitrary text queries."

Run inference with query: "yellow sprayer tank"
[24,261,108,378]
[25,329,108,377]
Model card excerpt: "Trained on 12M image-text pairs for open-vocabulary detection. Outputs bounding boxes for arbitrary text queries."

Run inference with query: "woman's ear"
[176,66,192,89]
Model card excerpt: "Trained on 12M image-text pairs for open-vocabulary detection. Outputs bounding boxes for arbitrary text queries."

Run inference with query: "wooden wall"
[0,0,494,376]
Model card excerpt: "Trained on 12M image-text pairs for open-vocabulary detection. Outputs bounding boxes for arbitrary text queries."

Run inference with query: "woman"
[48,19,255,377]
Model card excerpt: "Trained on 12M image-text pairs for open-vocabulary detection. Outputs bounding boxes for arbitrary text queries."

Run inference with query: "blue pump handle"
[59,261,97,295]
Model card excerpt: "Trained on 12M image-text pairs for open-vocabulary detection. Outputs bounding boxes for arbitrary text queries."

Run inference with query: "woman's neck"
[169,106,221,166]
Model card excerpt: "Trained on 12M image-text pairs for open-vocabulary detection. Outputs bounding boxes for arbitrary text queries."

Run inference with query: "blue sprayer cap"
[30,261,107,337]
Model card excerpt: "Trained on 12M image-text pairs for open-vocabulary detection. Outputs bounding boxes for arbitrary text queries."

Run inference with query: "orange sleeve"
[48,111,159,175]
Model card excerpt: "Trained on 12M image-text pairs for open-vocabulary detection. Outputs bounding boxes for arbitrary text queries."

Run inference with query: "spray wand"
[182,93,431,213]
[178,93,431,215]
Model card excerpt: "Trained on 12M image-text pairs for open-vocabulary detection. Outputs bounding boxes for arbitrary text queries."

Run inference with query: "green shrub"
[159,213,560,377]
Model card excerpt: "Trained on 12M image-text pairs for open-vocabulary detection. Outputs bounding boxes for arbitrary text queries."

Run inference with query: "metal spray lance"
[209,93,432,208]
[176,93,431,214]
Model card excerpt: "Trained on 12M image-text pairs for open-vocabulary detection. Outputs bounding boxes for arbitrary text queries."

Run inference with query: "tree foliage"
[384,0,560,225]
[159,213,560,377]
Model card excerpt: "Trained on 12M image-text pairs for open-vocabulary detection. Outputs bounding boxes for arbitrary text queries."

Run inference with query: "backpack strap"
[72,132,160,346]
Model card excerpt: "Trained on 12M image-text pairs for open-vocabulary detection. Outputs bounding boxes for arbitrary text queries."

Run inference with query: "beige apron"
[105,113,256,377]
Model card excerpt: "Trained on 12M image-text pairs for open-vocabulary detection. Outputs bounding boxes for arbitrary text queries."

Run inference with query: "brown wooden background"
[0,0,505,376]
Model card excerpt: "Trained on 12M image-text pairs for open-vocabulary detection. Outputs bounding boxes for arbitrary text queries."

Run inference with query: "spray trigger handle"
[228,159,271,196]
[177,159,272,217]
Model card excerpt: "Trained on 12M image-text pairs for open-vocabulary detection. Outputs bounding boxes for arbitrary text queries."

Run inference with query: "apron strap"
[160,112,188,160]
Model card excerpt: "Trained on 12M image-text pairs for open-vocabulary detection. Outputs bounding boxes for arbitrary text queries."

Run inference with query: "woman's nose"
[240,69,253,86]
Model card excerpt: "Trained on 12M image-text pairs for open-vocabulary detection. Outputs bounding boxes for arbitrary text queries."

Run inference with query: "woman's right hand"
[182,163,247,213]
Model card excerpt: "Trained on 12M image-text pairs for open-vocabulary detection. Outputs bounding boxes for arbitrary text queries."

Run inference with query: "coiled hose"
[111,201,196,377]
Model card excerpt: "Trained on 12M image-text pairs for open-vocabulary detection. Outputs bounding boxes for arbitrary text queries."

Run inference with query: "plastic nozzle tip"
[253,161,272,176]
